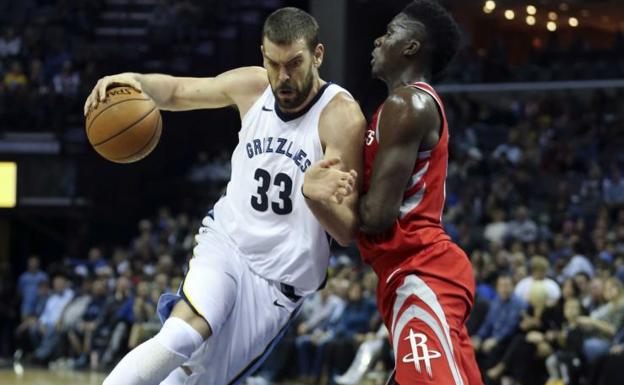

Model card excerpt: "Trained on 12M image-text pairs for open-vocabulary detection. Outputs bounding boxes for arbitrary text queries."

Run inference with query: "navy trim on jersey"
[178,277,212,326]
[227,305,302,385]
[274,82,332,122]
[279,283,302,302]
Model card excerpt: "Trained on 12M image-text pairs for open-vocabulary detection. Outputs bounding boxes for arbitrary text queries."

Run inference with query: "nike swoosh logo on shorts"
[262,106,273,112]
[273,299,285,308]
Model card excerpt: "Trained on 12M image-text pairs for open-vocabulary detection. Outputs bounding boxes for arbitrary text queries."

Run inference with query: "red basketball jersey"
[357,82,451,264]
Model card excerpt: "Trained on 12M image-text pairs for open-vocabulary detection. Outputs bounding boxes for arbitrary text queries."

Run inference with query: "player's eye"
[288,59,302,70]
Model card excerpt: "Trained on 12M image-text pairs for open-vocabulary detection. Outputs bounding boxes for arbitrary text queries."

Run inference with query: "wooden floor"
[0,368,106,385]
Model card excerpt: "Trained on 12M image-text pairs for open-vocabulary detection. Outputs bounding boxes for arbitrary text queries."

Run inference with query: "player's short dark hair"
[402,0,461,77]
[262,7,319,51]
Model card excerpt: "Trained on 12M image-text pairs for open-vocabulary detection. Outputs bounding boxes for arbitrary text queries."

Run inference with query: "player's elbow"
[359,206,396,235]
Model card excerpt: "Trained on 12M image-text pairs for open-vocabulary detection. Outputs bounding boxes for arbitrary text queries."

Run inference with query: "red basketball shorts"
[371,241,483,385]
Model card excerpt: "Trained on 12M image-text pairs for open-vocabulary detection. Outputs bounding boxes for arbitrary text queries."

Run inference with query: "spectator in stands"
[473,274,525,372]
[126,280,159,349]
[492,129,523,166]
[0,27,22,57]
[484,208,509,245]
[515,255,561,305]
[579,277,624,364]
[67,278,107,368]
[583,277,606,313]
[296,280,347,383]
[487,282,563,384]
[595,326,624,385]
[29,271,74,363]
[14,279,49,358]
[52,60,79,96]
[43,278,95,365]
[321,282,378,384]
[545,297,586,385]
[603,166,624,208]
[17,256,48,319]
[507,206,538,243]
[3,60,27,90]
[92,275,133,369]
[562,243,595,281]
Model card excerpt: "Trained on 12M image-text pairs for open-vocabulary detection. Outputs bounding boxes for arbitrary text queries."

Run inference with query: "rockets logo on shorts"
[402,329,442,379]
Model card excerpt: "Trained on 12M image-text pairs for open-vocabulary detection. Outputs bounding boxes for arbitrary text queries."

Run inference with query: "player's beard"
[273,68,315,111]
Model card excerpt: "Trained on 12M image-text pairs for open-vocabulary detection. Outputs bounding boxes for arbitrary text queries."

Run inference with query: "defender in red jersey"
[348,1,482,384]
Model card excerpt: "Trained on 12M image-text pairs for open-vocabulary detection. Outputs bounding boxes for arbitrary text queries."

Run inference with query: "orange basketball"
[85,86,162,163]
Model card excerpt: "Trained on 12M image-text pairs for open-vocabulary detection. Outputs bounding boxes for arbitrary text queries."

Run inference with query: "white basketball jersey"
[211,83,351,293]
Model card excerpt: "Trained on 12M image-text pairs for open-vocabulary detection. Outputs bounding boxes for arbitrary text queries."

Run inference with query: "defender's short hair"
[262,7,319,51]
[402,0,461,77]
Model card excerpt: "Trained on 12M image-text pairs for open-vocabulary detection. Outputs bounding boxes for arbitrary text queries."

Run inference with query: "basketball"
[85,86,162,163]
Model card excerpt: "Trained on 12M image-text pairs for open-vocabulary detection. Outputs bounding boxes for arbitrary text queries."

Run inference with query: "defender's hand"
[84,73,143,115]
[303,158,357,204]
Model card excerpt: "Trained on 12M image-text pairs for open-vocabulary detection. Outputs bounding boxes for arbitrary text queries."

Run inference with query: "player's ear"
[403,39,421,57]
[313,43,324,67]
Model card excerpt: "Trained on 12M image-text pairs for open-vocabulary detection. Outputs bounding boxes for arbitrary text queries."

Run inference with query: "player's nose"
[278,67,290,82]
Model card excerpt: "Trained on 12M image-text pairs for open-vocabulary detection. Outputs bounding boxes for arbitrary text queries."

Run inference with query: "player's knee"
[170,299,212,339]
[155,317,205,359]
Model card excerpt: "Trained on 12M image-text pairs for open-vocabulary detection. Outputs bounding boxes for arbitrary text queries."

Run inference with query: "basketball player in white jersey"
[83,7,365,385]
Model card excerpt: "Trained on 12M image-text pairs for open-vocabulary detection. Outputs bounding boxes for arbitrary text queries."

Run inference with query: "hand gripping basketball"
[84,73,143,116]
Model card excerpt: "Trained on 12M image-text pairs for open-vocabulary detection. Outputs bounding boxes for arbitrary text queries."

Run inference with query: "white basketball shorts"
[156,214,302,385]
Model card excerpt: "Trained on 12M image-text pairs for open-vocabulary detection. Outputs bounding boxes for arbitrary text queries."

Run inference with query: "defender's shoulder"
[385,86,438,116]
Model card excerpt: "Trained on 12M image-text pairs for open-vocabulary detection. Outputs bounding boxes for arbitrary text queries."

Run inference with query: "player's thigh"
[178,237,241,336]
[186,267,300,385]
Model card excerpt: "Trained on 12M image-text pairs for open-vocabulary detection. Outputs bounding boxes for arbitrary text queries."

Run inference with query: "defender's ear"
[403,39,421,57]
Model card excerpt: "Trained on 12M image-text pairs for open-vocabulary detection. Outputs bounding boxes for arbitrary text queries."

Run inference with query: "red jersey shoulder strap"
[409,82,446,120]
[409,82,448,144]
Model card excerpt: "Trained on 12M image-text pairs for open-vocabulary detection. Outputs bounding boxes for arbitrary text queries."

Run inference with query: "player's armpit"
[359,88,440,234]
[304,93,365,246]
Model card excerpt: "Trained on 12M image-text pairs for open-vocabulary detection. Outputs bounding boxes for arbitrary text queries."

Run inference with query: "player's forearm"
[133,73,181,110]
[358,194,398,234]
[305,199,357,246]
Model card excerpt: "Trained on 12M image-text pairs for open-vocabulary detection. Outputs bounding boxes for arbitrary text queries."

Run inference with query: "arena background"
[0,0,623,384]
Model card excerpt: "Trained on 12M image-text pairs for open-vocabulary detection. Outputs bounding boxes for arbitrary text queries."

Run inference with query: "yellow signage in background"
[0,162,16,208]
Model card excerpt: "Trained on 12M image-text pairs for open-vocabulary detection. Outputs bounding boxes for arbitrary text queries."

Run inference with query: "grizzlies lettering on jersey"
[210,83,353,293]
[245,136,312,172]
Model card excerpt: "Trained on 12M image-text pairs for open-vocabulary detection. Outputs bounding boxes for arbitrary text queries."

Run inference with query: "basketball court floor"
[0,368,105,385]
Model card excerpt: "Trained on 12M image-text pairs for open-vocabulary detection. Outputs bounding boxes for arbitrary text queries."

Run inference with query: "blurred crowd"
[445,32,624,84]
[0,208,388,385]
[3,206,196,371]
[2,0,624,134]
[0,0,222,134]
[0,0,102,133]
[439,88,624,385]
